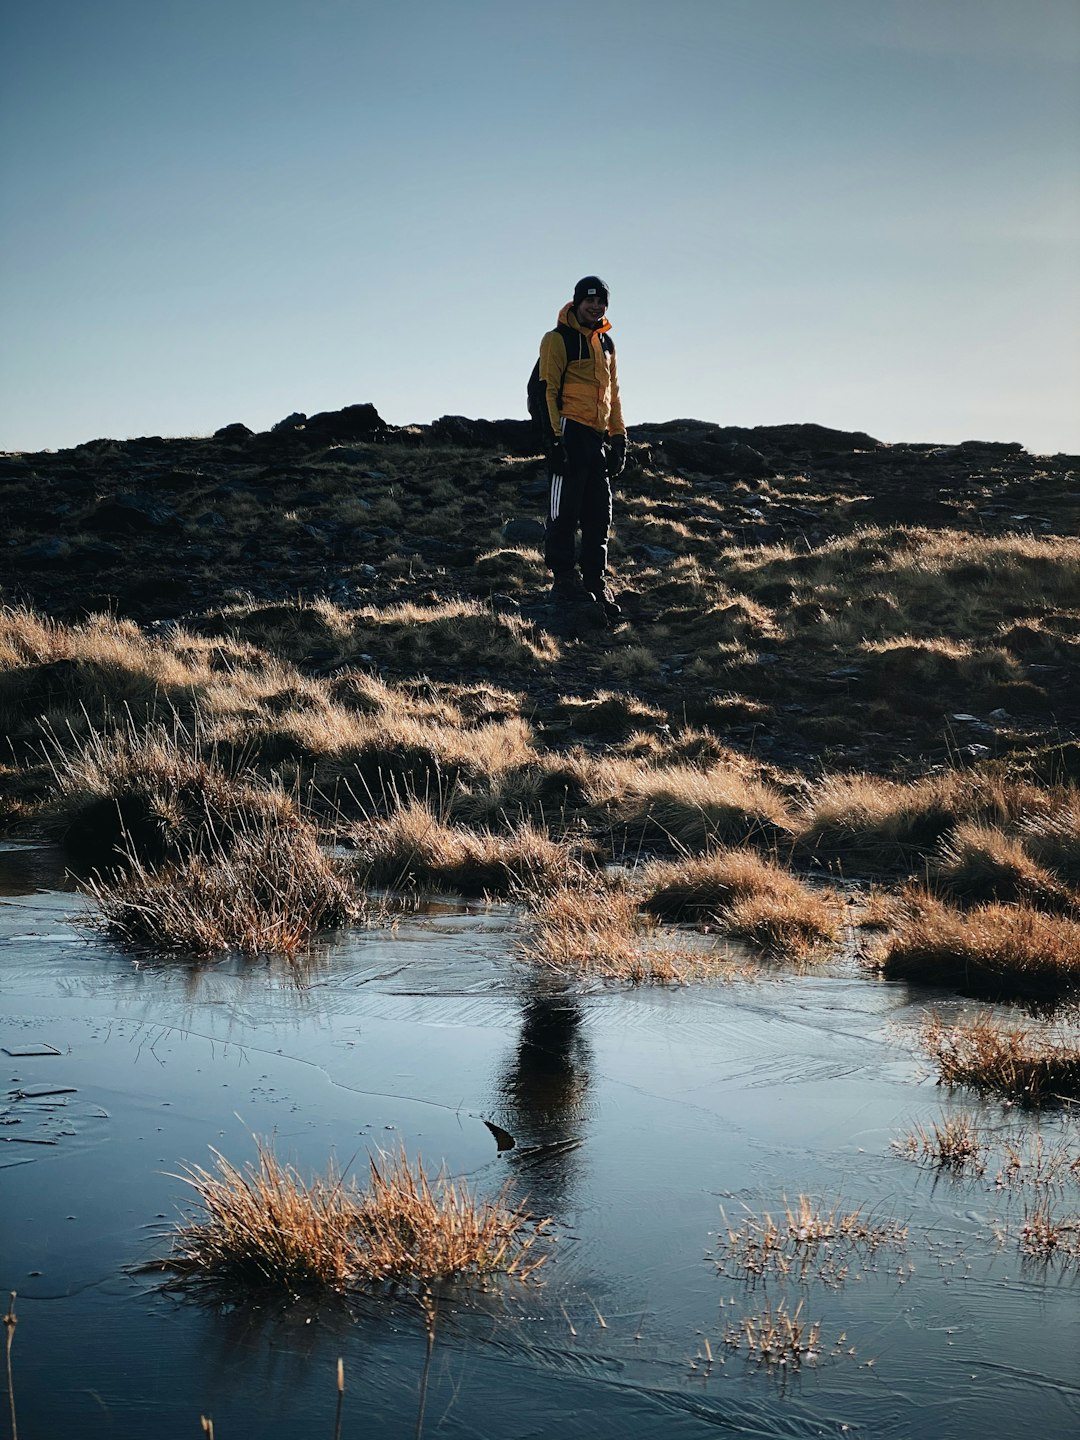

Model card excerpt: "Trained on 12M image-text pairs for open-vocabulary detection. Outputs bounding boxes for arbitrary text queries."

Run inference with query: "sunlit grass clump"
[1018,1199,1080,1264]
[350,799,591,897]
[920,1012,1080,1105]
[48,715,302,868]
[594,756,795,851]
[891,1112,990,1174]
[893,1113,1079,1186]
[157,1139,548,1295]
[875,891,1080,997]
[931,821,1074,911]
[640,847,841,959]
[87,816,359,957]
[798,770,1052,872]
[518,884,724,984]
[1020,804,1080,886]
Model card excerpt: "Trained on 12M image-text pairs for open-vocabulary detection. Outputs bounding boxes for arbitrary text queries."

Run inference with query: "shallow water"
[1,842,1078,1439]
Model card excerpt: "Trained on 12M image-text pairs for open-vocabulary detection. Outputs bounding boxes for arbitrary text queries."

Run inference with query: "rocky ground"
[3,402,1078,781]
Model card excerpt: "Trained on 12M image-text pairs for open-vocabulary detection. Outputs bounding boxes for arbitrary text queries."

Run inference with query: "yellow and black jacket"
[539,303,625,440]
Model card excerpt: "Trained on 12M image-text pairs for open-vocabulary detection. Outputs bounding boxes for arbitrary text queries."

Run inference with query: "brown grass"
[715,1195,908,1284]
[1018,1198,1080,1264]
[799,771,1053,872]
[1020,805,1080,886]
[0,607,205,738]
[518,884,724,984]
[719,888,840,961]
[994,1131,1080,1189]
[640,847,841,959]
[306,713,541,830]
[920,1012,1080,1104]
[86,815,359,957]
[205,596,561,674]
[722,1299,822,1367]
[875,891,1080,996]
[594,756,795,851]
[156,1138,548,1295]
[726,528,1080,645]
[892,1113,989,1173]
[46,714,303,868]
[931,821,1073,911]
[350,800,592,897]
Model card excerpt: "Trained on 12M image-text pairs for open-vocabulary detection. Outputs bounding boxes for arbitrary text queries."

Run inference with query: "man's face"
[575,293,607,328]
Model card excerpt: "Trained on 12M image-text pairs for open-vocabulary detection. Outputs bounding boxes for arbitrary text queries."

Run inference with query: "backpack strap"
[553,322,587,404]
[528,323,612,431]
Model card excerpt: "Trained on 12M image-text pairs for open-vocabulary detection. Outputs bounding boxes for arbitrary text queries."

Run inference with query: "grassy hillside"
[3,405,1078,1000]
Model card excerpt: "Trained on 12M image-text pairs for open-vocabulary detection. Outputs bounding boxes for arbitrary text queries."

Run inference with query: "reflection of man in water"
[494,986,593,1211]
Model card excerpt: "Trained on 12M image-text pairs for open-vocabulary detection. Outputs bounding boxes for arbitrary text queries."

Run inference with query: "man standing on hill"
[536,275,627,624]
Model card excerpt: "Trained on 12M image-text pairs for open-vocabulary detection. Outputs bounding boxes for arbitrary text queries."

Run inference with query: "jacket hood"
[559,301,612,336]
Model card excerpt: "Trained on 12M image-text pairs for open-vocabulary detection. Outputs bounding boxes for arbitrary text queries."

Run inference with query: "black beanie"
[573,275,609,307]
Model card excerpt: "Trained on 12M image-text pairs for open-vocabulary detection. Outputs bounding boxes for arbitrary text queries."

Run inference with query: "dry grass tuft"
[799,770,1052,872]
[994,1130,1080,1190]
[211,596,561,674]
[156,1138,548,1295]
[720,888,840,961]
[892,1113,989,1173]
[308,712,540,830]
[0,608,206,738]
[595,756,795,851]
[853,885,898,930]
[722,1299,822,1367]
[727,527,1080,646]
[715,1195,908,1284]
[518,884,722,984]
[920,1012,1080,1105]
[47,714,302,868]
[1020,805,1080,886]
[87,816,359,957]
[875,890,1080,996]
[349,800,591,897]
[641,847,841,959]
[1018,1198,1080,1265]
[932,821,1073,911]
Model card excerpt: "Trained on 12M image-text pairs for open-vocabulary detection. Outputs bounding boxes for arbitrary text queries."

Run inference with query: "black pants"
[544,420,612,587]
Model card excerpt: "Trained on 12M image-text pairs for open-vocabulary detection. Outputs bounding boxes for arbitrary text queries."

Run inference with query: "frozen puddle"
[1,842,1078,1439]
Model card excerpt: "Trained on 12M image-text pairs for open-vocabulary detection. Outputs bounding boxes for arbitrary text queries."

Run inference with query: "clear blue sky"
[2,0,1078,453]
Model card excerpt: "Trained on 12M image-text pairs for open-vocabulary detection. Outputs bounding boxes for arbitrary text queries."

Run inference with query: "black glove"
[548,434,567,476]
[606,433,627,480]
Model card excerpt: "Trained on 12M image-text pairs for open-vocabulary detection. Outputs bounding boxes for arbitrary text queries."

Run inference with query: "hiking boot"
[586,581,623,624]
[550,569,589,603]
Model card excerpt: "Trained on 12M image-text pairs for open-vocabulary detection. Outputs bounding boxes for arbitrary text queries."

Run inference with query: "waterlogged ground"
[2,840,1078,1440]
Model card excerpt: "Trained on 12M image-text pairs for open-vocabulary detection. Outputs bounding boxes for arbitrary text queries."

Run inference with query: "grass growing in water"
[518,884,723,984]
[715,1196,908,1284]
[920,1012,1080,1105]
[873,890,1080,997]
[722,1299,822,1367]
[719,887,840,961]
[892,1113,990,1173]
[87,816,359,957]
[156,1138,548,1295]
[1018,1198,1080,1265]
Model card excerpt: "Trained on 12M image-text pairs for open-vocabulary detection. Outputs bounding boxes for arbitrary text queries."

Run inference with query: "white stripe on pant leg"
[550,475,561,521]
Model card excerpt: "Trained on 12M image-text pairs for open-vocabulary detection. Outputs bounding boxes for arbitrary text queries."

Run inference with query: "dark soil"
[3,404,1078,781]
